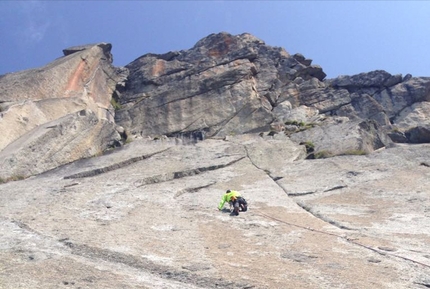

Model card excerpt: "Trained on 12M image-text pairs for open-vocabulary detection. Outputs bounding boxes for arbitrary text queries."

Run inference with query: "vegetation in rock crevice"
[110,97,122,110]
[301,141,315,159]
[285,120,316,130]
[0,175,26,184]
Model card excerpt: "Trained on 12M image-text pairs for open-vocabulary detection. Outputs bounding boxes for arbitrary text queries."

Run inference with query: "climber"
[218,189,248,216]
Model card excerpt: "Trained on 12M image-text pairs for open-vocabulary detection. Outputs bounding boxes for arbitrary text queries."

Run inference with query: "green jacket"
[218,190,241,210]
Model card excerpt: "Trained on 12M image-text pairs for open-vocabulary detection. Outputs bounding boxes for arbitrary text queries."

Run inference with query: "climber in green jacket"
[218,190,248,216]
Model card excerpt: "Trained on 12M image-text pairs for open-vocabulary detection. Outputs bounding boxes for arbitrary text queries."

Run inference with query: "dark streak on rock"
[60,240,251,289]
[288,191,316,197]
[415,282,430,288]
[296,202,355,231]
[136,156,245,187]
[174,182,216,198]
[324,185,347,192]
[64,148,171,179]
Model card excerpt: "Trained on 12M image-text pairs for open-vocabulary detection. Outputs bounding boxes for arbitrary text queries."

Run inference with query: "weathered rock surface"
[2,32,430,179]
[114,32,328,139]
[0,137,429,289]
[1,32,430,288]
[0,43,127,180]
[0,109,121,179]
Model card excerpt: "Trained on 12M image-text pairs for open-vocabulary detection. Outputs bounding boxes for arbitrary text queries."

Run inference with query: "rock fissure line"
[323,185,348,192]
[135,156,245,188]
[151,66,249,108]
[319,100,353,115]
[414,282,430,288]
[241,145,430,269]
[287,191,316,197]
[210,103,252,136]
[154,74,250,108]
[152,87,220,108]
[184,55,255,77]
[84,65,101,90]
[174,115,206,135]
[174,182,216,198]
[153,54,255,83]
[242,144,353,229]
[287,185,347,197]
[64,148,171,179]
[295,201,355,231]
[254,210,430,270]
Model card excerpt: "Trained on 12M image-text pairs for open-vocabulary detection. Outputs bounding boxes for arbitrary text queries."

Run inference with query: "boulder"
[329,70,403,90]
[392,101,430,129]
[405,126,430,143]
[373,77,430,119]
[293,53,312,66]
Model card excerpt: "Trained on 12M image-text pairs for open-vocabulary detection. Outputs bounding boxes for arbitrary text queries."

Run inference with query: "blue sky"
[0,1,429,78]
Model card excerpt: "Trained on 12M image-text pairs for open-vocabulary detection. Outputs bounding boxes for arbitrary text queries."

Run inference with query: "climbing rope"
[253,209,430,269]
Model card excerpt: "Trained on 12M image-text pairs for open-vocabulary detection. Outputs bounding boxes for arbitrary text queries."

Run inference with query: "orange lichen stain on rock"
[208,34,234,58]
[151,59,166,77]
[65,60,87,94]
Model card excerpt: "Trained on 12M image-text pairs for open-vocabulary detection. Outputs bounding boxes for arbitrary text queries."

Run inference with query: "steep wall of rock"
[114,32,430,154]
[114,32,326,138]
[1,32,430,179]
[0,43,126,179]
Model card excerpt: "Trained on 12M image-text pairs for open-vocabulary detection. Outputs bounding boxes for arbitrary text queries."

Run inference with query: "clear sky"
[0,1,429,78]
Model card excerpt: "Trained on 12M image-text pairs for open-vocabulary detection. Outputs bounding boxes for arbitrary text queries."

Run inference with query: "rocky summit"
[0,32,429,289]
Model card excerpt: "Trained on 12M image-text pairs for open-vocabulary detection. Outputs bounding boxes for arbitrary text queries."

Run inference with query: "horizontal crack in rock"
[323,185,348,192]
[136,156,245,187]
[288,185,347,197]
[174,182,216,198]
[64,149,171,179]
[288,191,316,197]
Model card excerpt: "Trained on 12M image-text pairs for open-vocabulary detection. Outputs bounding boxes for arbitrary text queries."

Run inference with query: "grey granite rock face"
[114,32,329,139]
[0,136,429,289]
[0,43,126,180]
[0,109,121,180]
[1,32,430,289]
[1,32,430,180]
[114,33,430,153]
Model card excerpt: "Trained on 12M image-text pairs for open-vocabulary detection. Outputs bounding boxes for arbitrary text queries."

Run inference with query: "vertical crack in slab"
[243,145,354,231]
[295,201,355,231]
